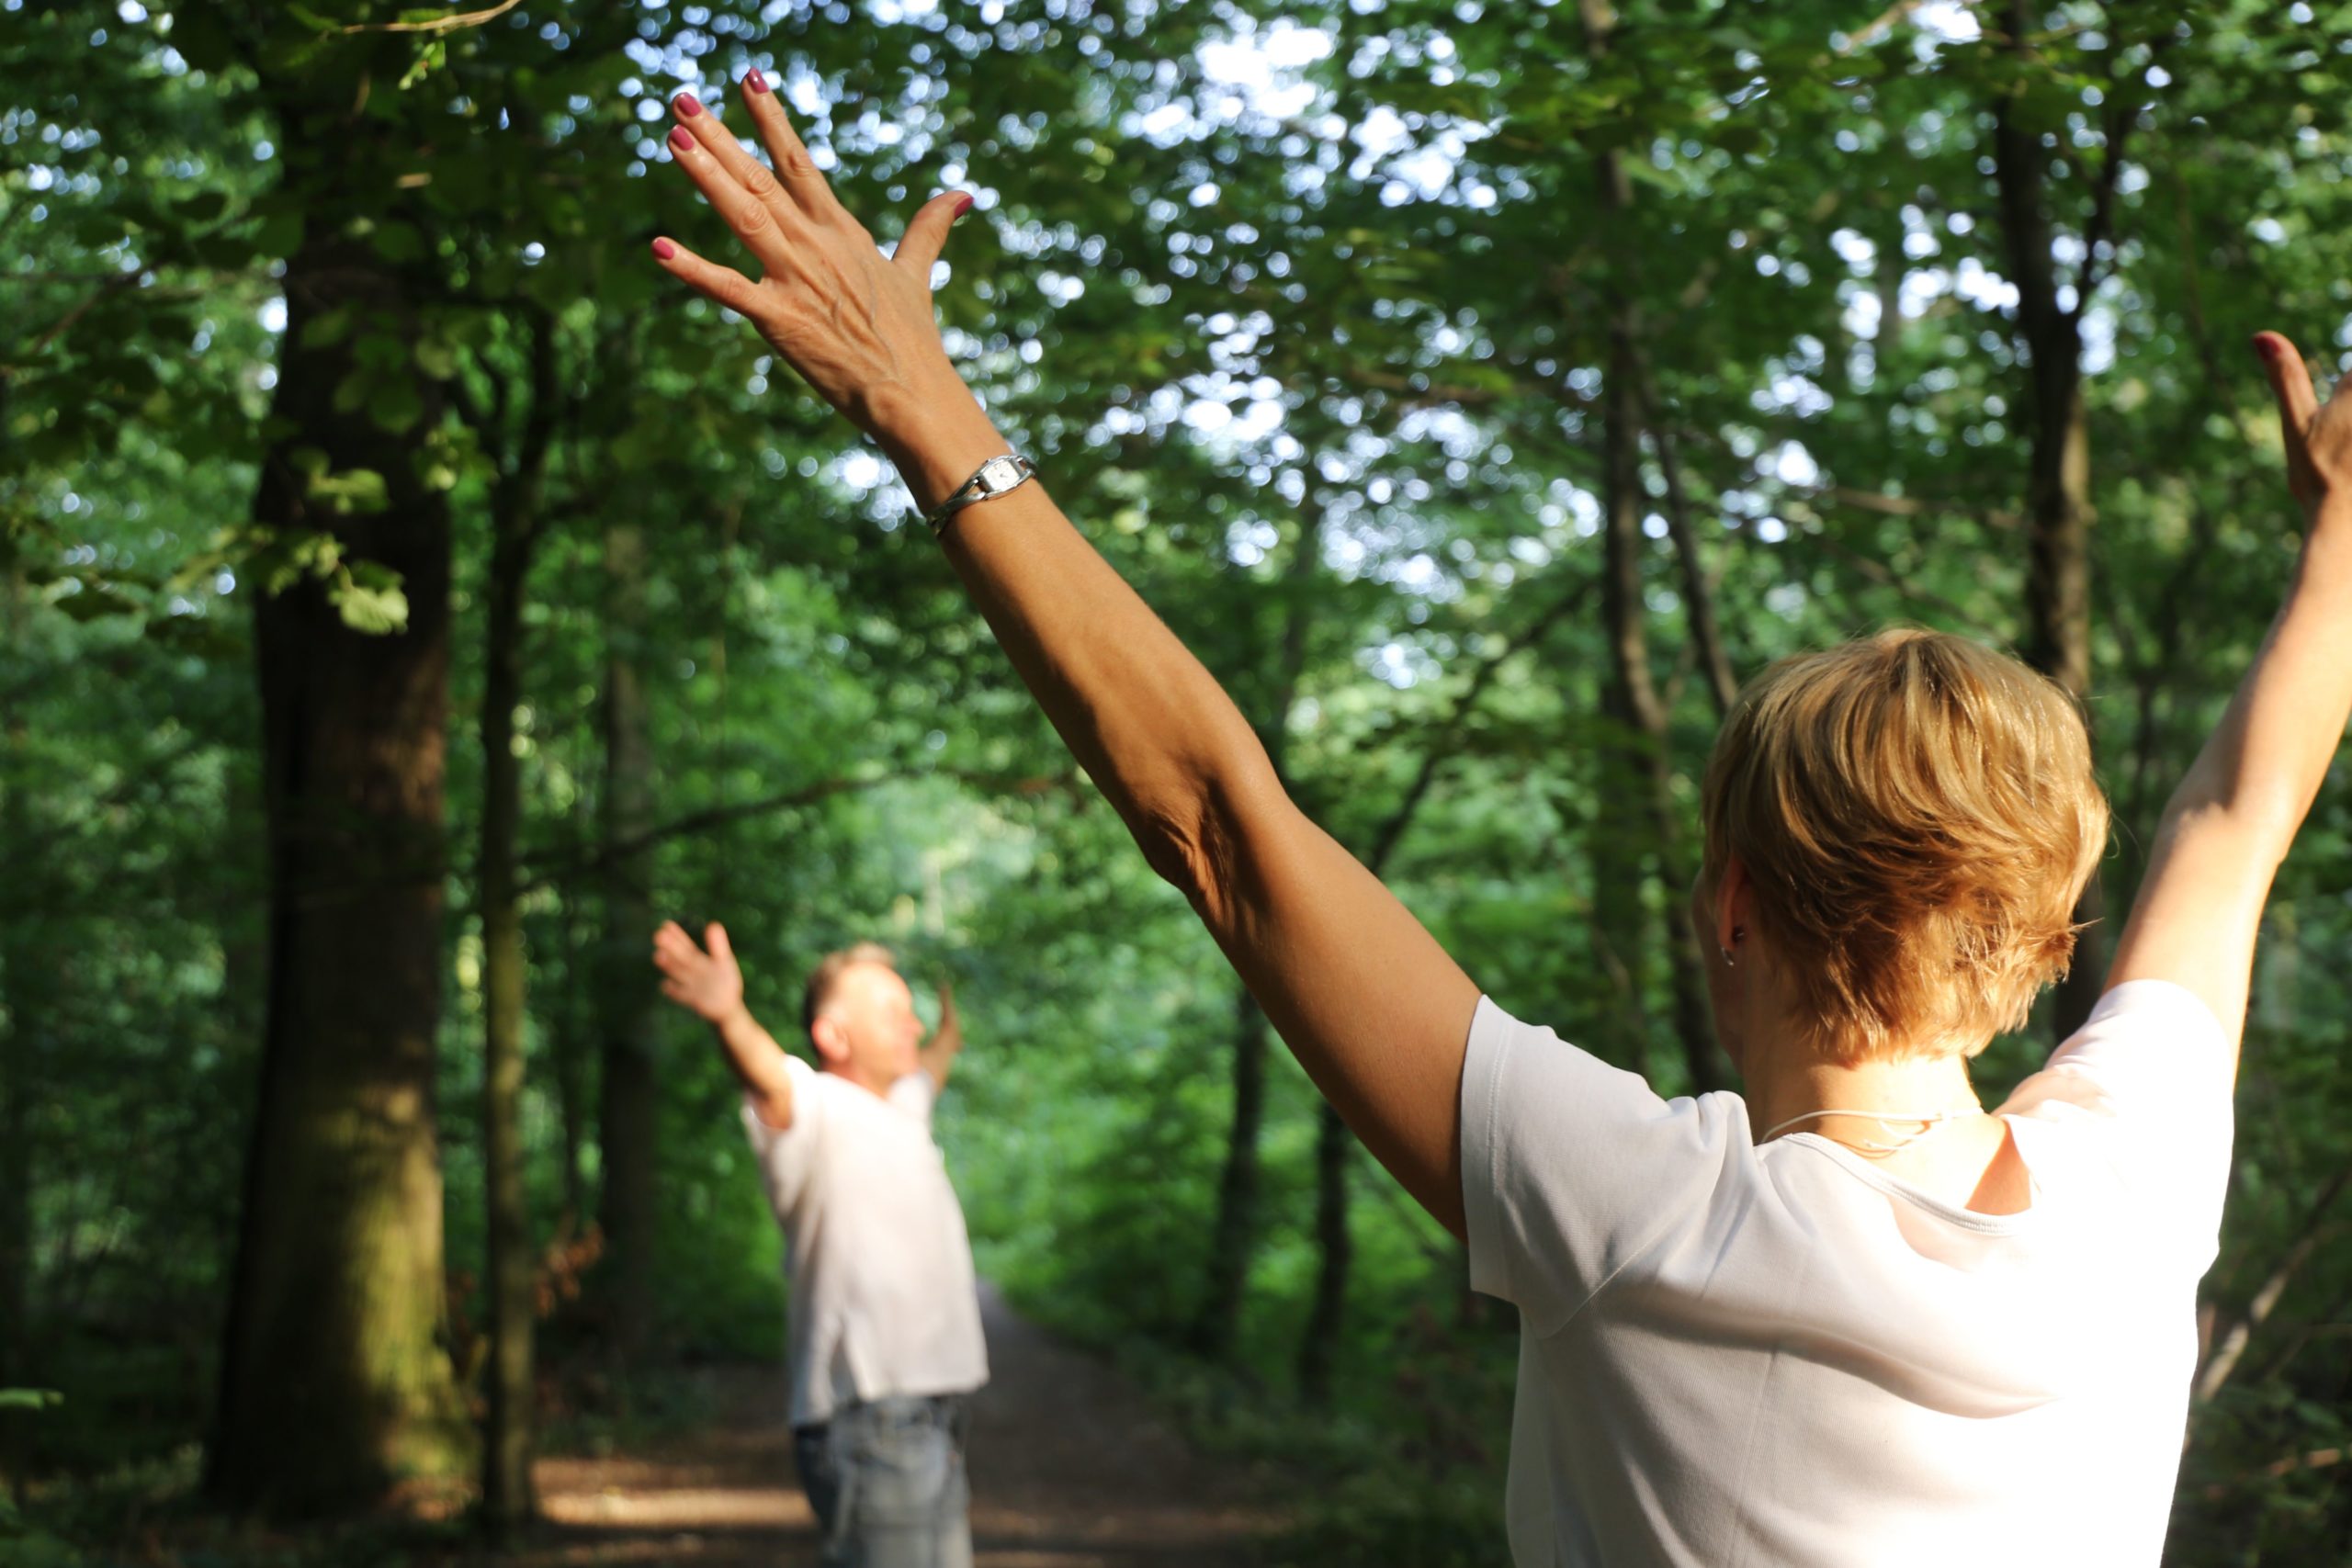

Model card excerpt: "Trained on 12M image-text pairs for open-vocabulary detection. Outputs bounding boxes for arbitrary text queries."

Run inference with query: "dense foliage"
[5,0,2349,1561]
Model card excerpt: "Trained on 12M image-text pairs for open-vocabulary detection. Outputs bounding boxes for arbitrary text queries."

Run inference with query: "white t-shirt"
[741,1055,989,1427]
[1461,979,2233,1567]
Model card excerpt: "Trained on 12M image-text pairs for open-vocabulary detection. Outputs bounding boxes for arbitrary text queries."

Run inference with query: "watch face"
[979,457,1022,492]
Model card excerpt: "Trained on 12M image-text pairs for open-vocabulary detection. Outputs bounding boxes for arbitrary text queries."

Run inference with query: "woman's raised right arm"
[650,80,1481,1233]
[2105,333,2352,1075]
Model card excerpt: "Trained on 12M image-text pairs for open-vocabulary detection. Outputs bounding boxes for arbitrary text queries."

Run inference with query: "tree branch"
[2194,1156,2352,1405]
[514,768,1077,897]
[338,0,523,35]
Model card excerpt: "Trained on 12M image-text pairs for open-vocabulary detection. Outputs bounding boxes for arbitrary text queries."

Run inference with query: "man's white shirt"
[742,1055,989,1427]
[1461,979,2233,1567]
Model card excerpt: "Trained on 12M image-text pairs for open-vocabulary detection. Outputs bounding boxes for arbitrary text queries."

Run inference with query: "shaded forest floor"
[492,1284,1286,1567]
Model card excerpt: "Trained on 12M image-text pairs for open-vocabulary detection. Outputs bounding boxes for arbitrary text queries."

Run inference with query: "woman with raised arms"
[642,76,2352,1566]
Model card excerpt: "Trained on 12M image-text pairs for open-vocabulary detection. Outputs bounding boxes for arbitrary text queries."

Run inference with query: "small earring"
[1719,946,1736,967]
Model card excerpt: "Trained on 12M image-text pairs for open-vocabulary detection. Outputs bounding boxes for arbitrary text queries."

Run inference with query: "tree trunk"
[1295,1100,1352,1402]
[0,574,30,1392]
[479,319,558,1532]
[207,232,471,1515]
[480,525,535,1529]
[1288,604,1566,1401]
[1579,0,1724,1096]
[550,895,591,1227]
[1192,504,1321,1359]
[1992,11,2106,1040]
[1191,986,1270,1359]
[596,519,661,1361]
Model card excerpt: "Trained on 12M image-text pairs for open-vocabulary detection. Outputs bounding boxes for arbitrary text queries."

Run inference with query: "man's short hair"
[800,941,899,1041]
[1699,628,2109,1064]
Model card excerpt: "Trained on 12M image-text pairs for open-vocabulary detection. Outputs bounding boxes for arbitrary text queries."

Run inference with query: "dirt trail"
[519,1284,1284,1566]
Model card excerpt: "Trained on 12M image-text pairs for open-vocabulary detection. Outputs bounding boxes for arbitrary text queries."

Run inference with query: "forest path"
[514,1284,1286,1566]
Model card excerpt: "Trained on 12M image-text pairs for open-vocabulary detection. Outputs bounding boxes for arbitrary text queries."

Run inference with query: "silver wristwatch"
[923,453,1036,535]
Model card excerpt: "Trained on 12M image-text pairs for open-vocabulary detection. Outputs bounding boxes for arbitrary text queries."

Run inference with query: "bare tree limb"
[2194,1156,2352,1405]
[514,768,1077,897]
[1629,357,1738,717]
[338,0,523,35]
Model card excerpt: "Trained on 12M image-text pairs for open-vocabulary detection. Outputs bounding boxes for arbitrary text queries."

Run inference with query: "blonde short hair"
[800,941,899,1041]
[1699,629,2107,1063]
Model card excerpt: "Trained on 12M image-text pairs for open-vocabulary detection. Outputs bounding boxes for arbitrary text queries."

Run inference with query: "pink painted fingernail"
[2254,334,2278,363]
[670,126,695,153]
[676,93,704,118]
[954,193,975,217]
[745,73,770,94]
[651,238,676,261]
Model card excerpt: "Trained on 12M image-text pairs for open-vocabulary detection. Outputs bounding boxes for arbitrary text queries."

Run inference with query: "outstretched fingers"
[649,234,764,319]
[665,101,800,276]
[737,73,853,226]
[651,920,708,977]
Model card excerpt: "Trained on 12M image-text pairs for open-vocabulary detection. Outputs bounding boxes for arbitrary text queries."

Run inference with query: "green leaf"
[332,562,409,634]
[300,309,351,351]
[368,378,425,434]
[370,221,425,264]
[413,338,458,380]
[254,209,305,260]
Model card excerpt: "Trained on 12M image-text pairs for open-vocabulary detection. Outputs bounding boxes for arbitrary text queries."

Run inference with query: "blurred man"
[652,924,987,1568]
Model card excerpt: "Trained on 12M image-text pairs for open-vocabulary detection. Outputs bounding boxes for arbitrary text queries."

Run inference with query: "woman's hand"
[650,78,974,445]
[2255,332,2352,524]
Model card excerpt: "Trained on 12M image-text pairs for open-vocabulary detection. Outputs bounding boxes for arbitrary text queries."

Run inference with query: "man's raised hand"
[650,77,974,439]
[653,919,746,1027]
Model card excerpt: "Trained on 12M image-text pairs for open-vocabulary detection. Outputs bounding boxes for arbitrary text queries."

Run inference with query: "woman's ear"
[1715,854,1755,959]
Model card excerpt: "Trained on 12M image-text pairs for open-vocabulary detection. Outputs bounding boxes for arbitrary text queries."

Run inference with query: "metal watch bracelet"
[923,453,1036,535]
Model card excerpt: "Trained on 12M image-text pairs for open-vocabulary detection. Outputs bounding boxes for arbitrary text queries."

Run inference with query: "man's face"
[814,961,924,1086]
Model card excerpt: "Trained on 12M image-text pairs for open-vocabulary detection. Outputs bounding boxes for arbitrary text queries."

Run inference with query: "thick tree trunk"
[1993,15,2107,1040]
[207,234,471,1515]
[596,520,661,1361]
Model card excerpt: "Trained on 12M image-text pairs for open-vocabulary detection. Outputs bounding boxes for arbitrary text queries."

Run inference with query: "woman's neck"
[1741,1032,2032,1214]
[1744,1041,1986,1151]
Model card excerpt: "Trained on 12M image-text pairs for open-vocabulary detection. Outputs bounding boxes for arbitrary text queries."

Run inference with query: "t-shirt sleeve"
[1459,995,1747,1337]
[2001,978,2235,1271]
[741,1054,824,1208]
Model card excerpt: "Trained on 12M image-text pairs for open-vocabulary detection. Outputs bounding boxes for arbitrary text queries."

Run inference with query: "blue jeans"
[793,1395,972,1568]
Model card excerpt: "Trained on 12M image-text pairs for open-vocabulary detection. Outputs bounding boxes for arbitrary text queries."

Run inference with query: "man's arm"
[651,82,1481,1235]
[918,979,964,1090]
[2105,333,2352,1076]
[653,919,797,1128]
